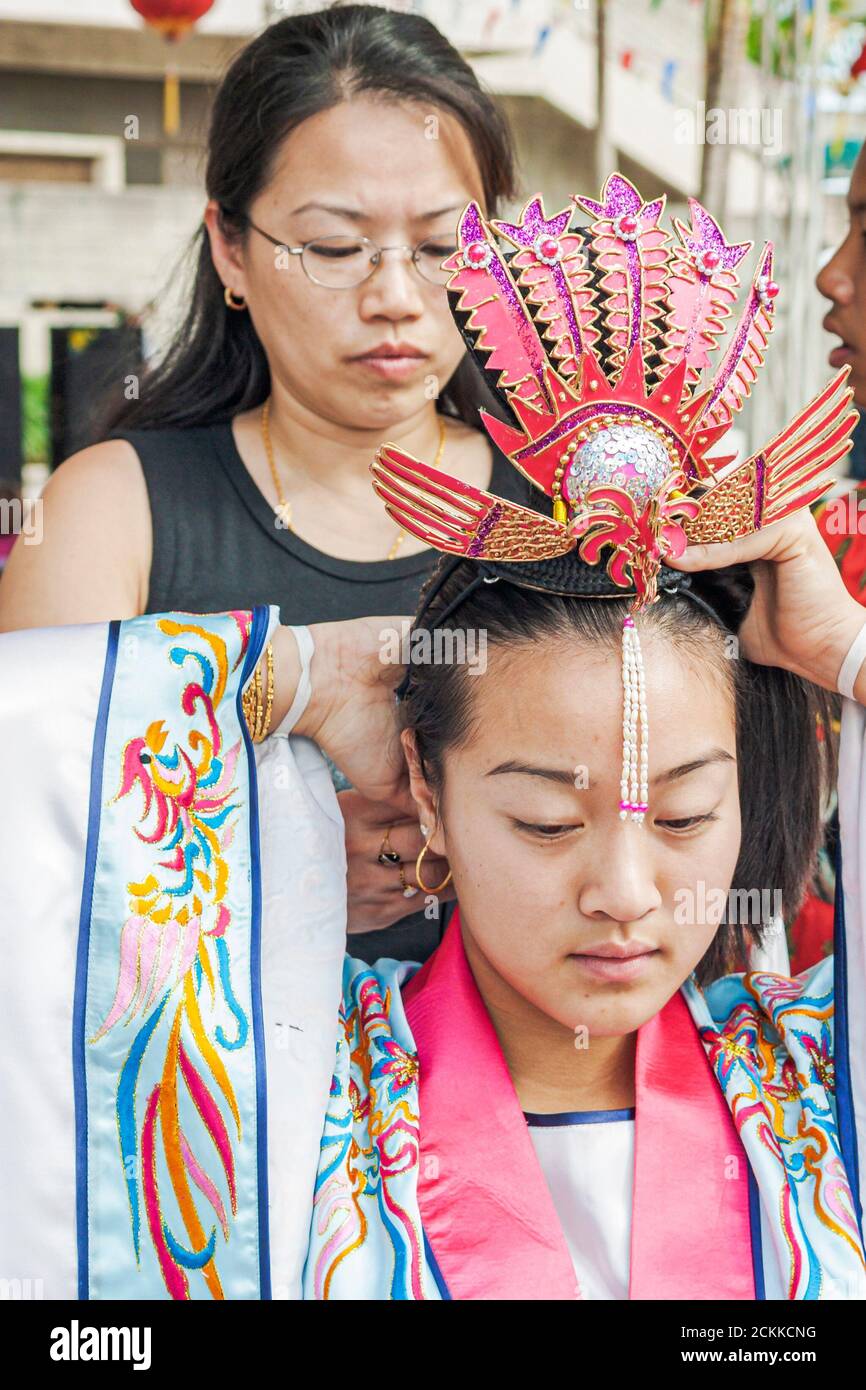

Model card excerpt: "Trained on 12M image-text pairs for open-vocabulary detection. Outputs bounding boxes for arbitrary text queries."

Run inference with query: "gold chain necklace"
[261,399,446,561]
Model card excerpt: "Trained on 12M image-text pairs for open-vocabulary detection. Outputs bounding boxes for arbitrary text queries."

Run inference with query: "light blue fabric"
[301,955,442,1300]
[75,606,278,1300]
[683,959,866,1299]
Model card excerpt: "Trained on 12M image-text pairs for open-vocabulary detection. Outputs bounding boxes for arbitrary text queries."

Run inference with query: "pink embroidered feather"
[661,198,751,387]
[701,245,777,427]
[443,201,552,412]
[492,196,600,376]
[575,174,669,382]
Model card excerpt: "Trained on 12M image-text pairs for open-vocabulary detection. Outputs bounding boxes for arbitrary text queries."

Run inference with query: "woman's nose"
[358,249,426,319]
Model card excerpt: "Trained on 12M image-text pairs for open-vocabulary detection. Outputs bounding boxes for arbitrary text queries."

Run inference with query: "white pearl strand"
[619,616,649,823]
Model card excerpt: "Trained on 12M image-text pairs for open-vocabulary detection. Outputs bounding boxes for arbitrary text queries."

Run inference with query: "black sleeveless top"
[110,420,532,622]
[109,419,533,964]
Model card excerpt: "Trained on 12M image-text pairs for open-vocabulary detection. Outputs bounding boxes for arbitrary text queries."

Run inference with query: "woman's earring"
[224,286,247,310]
[415,833,452,894]
[420,822,429,837]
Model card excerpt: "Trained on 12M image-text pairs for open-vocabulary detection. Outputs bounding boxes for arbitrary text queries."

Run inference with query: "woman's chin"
[330,378,431,428]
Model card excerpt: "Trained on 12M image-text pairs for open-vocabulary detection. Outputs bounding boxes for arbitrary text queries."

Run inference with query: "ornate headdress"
[370,174,857,821]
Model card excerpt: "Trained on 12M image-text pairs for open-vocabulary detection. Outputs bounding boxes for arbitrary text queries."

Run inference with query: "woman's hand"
[270,615,413,806]
[667,509,866,698]
[268,618,455,933]
[339,789,455,934]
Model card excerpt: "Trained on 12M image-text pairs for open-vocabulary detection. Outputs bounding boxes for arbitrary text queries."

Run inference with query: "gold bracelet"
[260,641,275,740]
[242,643,276,743]
[242,663,261,741]
[254,662,264,741]
[242,679,259,741]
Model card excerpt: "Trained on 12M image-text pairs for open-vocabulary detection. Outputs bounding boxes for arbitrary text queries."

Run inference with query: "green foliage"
[746,0,853,75]
[21,373,49,465]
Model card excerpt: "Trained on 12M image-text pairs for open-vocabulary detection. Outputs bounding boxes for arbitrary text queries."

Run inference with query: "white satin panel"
[0,621,110,1299]
[256,728,347,1299]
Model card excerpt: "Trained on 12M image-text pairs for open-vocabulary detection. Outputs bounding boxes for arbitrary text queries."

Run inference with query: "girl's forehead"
[453,636,735,760]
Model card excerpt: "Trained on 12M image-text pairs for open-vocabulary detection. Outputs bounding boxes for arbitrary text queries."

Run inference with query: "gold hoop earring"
[224,286,247,310]
[415,836,452,894]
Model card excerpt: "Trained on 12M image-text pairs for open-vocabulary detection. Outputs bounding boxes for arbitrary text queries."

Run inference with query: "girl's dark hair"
[96,3,516,438]
[401,559,839,986]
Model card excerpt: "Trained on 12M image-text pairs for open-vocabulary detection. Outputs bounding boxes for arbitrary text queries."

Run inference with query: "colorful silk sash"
[403,910,755,1300]
[73,606,276,1299]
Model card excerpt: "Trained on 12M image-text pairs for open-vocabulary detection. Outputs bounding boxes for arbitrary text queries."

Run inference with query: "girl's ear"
[400,727,440,833]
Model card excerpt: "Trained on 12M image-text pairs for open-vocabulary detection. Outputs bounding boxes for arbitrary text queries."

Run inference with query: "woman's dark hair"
[96,2,516,438]
[401,559,839,986]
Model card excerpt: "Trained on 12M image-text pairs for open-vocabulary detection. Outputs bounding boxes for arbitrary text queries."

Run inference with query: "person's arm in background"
[0,441,151,630]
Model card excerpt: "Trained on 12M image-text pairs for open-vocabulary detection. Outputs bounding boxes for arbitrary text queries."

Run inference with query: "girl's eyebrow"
[485,748,735,787]
[653,749,735,785]
[486,761,577,787]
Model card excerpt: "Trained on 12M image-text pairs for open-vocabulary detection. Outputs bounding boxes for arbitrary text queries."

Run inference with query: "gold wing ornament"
[370,447,576,563]
[683,371,858,545]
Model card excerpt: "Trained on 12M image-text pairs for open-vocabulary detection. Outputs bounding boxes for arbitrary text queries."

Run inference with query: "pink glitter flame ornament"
[370,172,859,819]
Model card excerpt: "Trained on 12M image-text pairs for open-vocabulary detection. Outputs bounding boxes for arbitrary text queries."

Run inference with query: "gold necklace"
[261,398,446,561]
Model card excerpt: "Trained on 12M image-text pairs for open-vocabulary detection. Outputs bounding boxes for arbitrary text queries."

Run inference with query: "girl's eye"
[514,820,580,839]
[655,812,719,833]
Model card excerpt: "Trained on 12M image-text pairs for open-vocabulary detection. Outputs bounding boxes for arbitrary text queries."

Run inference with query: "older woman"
[0,4,530,961]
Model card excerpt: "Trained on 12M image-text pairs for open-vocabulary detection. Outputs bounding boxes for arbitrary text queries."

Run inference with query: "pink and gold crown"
[371,173,857,609]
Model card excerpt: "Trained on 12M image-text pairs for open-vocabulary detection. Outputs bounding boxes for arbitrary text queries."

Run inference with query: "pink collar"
[403,910,755,1300]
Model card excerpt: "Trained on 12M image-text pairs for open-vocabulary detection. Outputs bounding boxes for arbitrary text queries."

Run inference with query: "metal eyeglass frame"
[238,213,454,288]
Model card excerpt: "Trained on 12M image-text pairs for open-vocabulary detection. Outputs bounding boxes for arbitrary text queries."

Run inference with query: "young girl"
[276,505,865,1300]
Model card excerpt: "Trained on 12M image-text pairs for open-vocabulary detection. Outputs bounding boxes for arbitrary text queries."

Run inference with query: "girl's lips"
[568,950,659,983]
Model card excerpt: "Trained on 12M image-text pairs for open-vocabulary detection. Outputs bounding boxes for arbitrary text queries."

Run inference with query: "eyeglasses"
[241,215,457,289]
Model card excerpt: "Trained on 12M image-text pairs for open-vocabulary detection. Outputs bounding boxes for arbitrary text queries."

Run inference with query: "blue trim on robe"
[238,604,272,1299]
[524,1108,636,1127]
[833,840,863,1241]
[747,1167,765,1300]
[422,1230,452,1300]
[72,620,119,1300]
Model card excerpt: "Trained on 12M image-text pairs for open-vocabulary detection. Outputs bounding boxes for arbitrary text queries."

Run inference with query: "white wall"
[0,183,202,312]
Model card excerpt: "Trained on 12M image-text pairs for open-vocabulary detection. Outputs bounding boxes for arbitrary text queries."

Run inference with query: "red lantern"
[129,1,216,135]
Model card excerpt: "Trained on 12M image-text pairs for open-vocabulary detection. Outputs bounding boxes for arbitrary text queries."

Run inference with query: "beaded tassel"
[619,616,648,823]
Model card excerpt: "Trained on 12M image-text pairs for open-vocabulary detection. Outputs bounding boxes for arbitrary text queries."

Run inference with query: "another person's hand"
[339,789,455,934]
[668,509,866,701]
[270,614,419,804]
